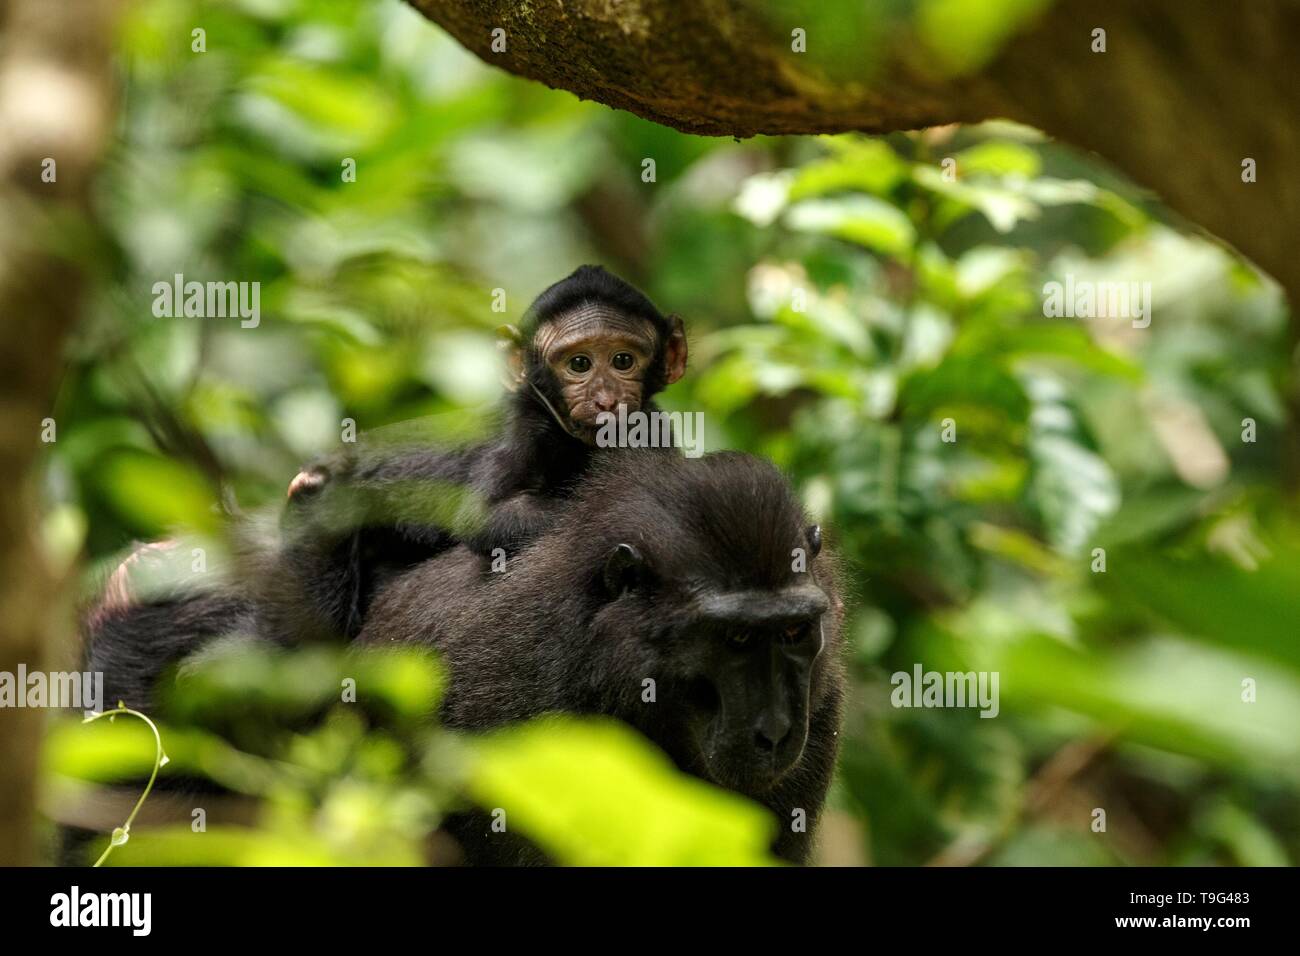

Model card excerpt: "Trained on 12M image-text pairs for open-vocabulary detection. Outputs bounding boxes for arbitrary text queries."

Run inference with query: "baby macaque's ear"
[664,313,687,385]
[496,324,526,391]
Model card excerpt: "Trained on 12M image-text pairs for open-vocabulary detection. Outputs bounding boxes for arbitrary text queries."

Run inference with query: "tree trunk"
[0,0,119,865]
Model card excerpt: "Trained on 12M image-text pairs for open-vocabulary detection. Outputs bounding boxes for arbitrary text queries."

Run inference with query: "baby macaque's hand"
[287,464,329,500]
[286,448,358,504]
[281,452,353,537]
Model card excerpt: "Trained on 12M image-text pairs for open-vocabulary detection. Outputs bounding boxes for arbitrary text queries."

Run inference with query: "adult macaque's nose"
[753,708,793,754]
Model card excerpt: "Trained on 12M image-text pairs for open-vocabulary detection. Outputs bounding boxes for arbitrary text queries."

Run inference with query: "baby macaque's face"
[534,304,660,440]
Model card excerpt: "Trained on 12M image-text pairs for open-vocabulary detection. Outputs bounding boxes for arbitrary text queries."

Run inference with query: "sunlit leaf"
[468,718,778,866]
[784,196,916,257]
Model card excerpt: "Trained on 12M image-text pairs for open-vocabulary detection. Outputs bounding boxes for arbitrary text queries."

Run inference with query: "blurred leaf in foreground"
[468,717,779,866]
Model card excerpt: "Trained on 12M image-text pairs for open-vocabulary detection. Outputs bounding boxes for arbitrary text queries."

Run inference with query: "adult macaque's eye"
[779,623,810,645]
[568,355,592,373]
[612,352,635,371]
[728,630,751,649]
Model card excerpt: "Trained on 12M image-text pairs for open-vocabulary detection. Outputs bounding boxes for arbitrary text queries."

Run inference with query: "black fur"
[84,591,259,714]
[81,450,845,865]
[277,265,682,641]
[358,449,846,864]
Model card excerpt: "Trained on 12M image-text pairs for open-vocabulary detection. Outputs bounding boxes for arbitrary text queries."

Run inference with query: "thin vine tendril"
[82,701,169,867]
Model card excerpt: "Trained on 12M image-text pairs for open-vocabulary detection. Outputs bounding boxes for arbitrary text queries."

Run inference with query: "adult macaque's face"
[534,305,659,440]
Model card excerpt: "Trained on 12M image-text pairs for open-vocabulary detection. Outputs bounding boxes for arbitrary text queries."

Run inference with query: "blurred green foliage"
[42,0,1299,865]
[46,644,778,866]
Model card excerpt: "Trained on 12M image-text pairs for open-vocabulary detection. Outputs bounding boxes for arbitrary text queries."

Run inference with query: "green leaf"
[243,57,396,149]
[101,825,420,866]
[955,141,1042,179]
[98,451,220,536]
[1098,538,1300,675]
[914,165,1040,234]
[916,0,1053,75]
[788,139,908,200]
[1023,374,1119,554]
[921,625,1300,776]
[784,196,916,257]
[468,717,778,866]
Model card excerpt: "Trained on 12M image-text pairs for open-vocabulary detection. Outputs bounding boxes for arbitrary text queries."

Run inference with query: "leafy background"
[39,0,1299,865]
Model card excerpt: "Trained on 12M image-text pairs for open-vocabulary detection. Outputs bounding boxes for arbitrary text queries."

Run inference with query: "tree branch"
[406,0,1300,305]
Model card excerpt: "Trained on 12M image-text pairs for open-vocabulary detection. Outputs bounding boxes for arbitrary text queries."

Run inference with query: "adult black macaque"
[359,449,845,865]
[79,449,843,864]
[274,265,688,642]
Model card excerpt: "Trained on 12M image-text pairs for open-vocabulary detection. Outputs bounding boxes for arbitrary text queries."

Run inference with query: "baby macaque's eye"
[568,355,592,373]
[728,631,751,649]
[612,352,635,371]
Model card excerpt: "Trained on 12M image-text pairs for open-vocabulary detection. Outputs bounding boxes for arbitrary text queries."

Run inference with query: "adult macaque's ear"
[806,524,822,558]
[603,542,646,598]
[664,313,688,385]
[496,324,527,391]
